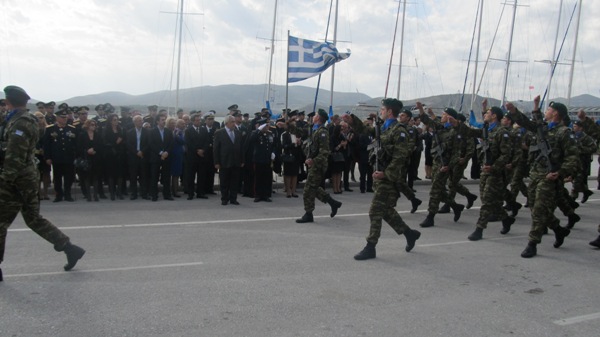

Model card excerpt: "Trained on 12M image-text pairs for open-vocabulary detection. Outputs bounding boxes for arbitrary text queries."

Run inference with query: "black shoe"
[501,216,515,235]
[53,197,63,203]
[197,194,208,199]
[98,194,107,199]
[566,213,581,229]
[521,242,537,258]
[553,226,570,248]
[354,243,376,260]
[404,229,421,252]
[141,195,150,200]
[344,188,353,192]
[569,198,580,209]
[164,196,174,201]
[130,195,138,200]
[0,267,2,282]
[468,227,483,241]
[187,195,194,200]
[230,201,240,205]
[590,235,600,248]
[524,200,529,208]
[296,212,314,223]
[582,190,593,203]
[327,196,342,218]
[254,198,261,202]
[438,203,451,214]
[415,176,422,181]
[221,200,229,205]
[366,189,374,193]
[65,196,75,202]
[419,213,435,228]
[410,198,422,214]
[511,202,522,217]
[93,195,99,202]
[63,242,85,271]
[264,198,272,202]
[207,191,217,195]
[466,193,478,209]
[118,194,124,200]
[152,197,158,202]
[452,203,465,222]
[110,194,115,201]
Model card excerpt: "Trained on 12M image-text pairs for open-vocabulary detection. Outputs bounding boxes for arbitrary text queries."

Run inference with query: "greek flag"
[287,35,351,83]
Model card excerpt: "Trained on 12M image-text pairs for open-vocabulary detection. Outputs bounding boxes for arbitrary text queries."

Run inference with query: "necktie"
[229,129,235,143]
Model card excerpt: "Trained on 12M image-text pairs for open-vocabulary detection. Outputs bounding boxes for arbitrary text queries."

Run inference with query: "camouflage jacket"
[450,122,475,167]
[307,124,330,169]
[574,131,597,159]
[380,121,413,183]
[458,123,512,175]
[0,108,39,183]
[420,113,454,166]
[511,110,579,179]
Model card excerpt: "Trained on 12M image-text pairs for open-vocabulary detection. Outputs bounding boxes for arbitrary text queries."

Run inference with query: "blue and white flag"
[287,35,350,83]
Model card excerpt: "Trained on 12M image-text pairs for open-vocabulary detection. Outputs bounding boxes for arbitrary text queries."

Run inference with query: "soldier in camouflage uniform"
[457,105,516,240]
[0,86,85,282]
[395,110,422,213]
[570,121,596,203]
[354,99,421,260]
[295,109,342,223]
[508,121,530,208]
[416,103,465,228]
[575,109,600,248]
[506,96,578,258]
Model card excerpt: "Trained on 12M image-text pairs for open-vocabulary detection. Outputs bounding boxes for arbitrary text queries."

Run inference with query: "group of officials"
[1,84,600,282]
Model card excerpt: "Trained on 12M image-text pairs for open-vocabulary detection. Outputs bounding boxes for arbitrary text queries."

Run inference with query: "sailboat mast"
[471,0,484,111]
[267,0,278,105]
[329,0,339,108]
[500,0,518,108]
[175,0,184,113]
[546,0,564,108]
[396,0,407,100]
[567,0,582,107]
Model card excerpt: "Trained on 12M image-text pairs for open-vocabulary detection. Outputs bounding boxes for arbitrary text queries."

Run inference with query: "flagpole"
[329,0,339,112]
[285,30,290,114]
[175,0,184,113]
[567,0,582,107]
[396,0,407,100]
[267,0,278,106]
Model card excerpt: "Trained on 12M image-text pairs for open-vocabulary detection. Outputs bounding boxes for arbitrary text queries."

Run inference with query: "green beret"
[443,107,458,119]
[3,85,30,102]
[317,109,328,123]
[549,101,568,120]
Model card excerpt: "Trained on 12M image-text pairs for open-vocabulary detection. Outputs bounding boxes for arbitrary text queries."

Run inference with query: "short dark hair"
[381,98,403,117]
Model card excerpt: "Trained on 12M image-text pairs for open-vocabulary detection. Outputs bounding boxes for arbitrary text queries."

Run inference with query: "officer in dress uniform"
[143,105,158,128]
[44,101,57,125]
[43,108,78,202]
[248,120,274,202]
[203,112,219,195]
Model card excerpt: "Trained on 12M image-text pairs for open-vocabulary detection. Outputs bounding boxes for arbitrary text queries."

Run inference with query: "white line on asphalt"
[3,262,204,279]
[553,312,600,326]
[419,235,529,247]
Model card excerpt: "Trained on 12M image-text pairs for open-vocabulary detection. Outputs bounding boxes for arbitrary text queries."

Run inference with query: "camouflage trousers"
[427,162,454,214]
[447,162,472,201]
[557,185,576,217]
[366,180,409,244]
[0,173,70,263]
[476,173,510,229]
[527,175,561,243]
[572,165,590,194]
[397,165,415,200]
[302,164,330,213]
[509,162,529,199]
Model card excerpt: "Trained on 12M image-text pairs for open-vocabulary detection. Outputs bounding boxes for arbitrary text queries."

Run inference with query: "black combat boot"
[566,213,581,229]
[326,196,342,218]
[466,193,478,209]
[63,242,86,271]
[451,203,465,222]
[419,213,435,228]
[438,203,451,214]
[468,227,483,241]
[581,190,593,203]
[510,202,522,217]
[590,235,600,248]
[410,197,422,214]
[404,229,421,252]
[553,226,571,248]
[296,212,314,223]
[521,241,537,258]
[500,216,515,235]
[354,242,376,260]
[0,267,3,282]
[568,198,579,209]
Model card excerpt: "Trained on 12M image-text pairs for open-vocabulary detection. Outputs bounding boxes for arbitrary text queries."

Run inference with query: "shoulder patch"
[46,124,54,128]
[68,125,76,128]
[400,132,406,137]
[503,133,509,138]
[15,130,24,136]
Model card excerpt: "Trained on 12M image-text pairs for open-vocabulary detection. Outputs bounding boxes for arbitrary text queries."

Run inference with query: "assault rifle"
[480,123,492,165]
[302,123,313,158]
[367,117,384,170]
[534,121,557,173]
[432,130,447,167]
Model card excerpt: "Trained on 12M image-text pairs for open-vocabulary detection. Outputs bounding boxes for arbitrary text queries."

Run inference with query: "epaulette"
[68,124,76,129]
[143,115,151,120]
[97,118,107,123]
[46,124,54,129]
[72,121,81,126]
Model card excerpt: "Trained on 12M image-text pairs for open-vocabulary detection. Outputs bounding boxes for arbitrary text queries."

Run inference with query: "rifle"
[432,130,447,167]
[479,123,492,166]
[367,118,383,170]
[534,122,557,173]
[302,123,314,158]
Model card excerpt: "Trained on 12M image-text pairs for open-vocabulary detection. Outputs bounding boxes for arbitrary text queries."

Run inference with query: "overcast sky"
[1,0,598,108]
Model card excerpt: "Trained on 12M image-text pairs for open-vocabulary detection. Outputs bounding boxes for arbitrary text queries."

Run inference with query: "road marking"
[553,312,600,326]
[419,235,529,247]
[3,261,204,279]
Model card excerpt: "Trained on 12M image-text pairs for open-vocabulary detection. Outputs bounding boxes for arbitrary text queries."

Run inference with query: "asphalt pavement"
[1,172,599,336]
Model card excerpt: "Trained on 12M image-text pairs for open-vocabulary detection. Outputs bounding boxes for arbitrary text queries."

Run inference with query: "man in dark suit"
[213,115,244,205]
[184,113,209,200]
[148,114,174,201]
[126,115,150,200]
[203,112,219,195]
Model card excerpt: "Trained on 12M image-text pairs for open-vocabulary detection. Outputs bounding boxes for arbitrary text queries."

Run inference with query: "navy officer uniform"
[43,109,78,202]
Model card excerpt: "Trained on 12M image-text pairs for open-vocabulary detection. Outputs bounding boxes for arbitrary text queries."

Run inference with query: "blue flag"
[287,35,350,83]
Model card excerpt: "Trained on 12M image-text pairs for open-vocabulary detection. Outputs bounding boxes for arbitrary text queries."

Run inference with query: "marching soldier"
[295,109,342,223]
[0,85,85,282]
[506,96,578,258]
[570,120,596,203]
[354,99,421,260]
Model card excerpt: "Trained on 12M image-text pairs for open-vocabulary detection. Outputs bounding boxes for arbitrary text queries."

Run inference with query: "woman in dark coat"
[281,120,303,198]
[103,113,126,200]
[77,119,103,201]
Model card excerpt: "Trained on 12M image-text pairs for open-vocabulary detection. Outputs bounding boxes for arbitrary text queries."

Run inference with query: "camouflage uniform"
[508,126,530,201]
[302,124,331,212]
[511,110,579,244]
[460,122,513,230]
[367,121,413,244]
[571,130,596,196]
[447,122,476,203]
[0,108,70,265]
